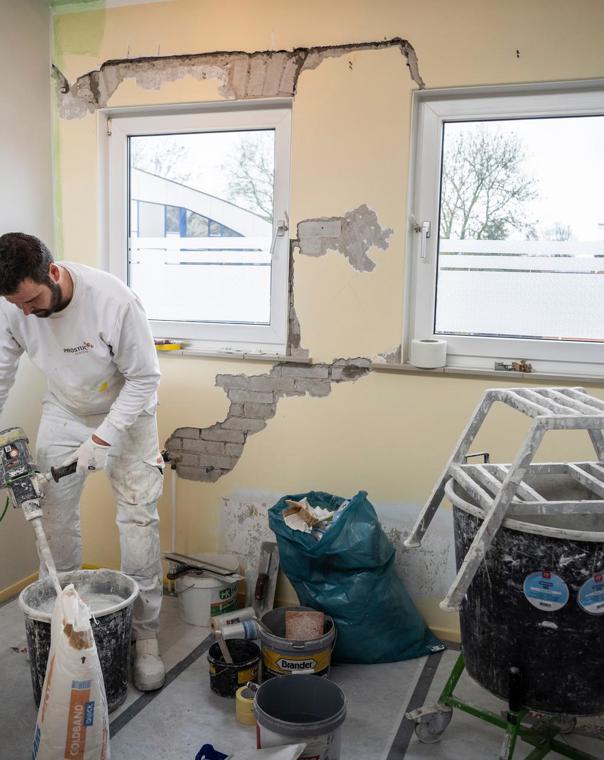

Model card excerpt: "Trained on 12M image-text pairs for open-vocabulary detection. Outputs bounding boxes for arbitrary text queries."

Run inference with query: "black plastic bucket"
[19,569,138,713]
[447,476,604,715]
[207,639,260,697]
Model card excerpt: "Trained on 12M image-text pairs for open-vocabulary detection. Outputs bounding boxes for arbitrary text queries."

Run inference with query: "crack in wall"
[166,357,371,481]
[54,37,424,118]
[295,204,393,272]
[286,240,310,360]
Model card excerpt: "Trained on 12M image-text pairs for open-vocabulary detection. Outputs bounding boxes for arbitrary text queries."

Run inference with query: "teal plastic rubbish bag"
[268,490,444,664]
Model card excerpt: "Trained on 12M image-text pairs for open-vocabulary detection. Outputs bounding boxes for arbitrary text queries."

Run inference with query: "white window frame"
[405,80,604,377]
[100,100,292,355]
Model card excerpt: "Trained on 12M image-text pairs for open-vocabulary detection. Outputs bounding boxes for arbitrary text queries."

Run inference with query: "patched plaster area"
[220,492,278,605]
[166,358,371,481]
[54,37,424,119]
[375,344,402,364]
[295,204,393,272]
[380,505,456,598]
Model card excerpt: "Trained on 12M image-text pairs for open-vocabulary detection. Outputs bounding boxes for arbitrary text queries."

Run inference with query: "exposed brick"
[174,427,201,439]
[244,401,276,418]
[249,376,279,391]
[199,454,240,469]
[216,374,250,390]
[225,443,244,457]
[298,219,342,238]
[331,360,372,381]
[200,468,226,483]
[247,56,268,97]
[222,417,267,433]
[294,379,331,397]
[175,464,205,480]
[228,389,274,404]
[185,439,226,455]
[201,428,245,444]
[229,403,244,416]
[166,437,183,450]
[271,377,297,392]
[177,452,201,467]
[281,365,329,379]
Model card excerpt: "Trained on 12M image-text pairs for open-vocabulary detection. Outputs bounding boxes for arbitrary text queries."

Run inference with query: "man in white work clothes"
[0,232,165,691]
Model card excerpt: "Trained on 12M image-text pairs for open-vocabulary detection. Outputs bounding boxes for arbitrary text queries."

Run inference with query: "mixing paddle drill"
[0,426,76,595]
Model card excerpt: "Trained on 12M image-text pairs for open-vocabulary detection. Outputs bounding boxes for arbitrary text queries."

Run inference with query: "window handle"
[414,219,431,261]
[269,212,289,260]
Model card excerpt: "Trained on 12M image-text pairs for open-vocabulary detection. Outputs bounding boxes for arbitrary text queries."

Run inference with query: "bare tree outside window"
[130,135,193,184]
[221,133,274,223]
[439,125,537,240]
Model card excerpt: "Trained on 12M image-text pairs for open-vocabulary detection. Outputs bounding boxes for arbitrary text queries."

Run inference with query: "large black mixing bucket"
[447,476,604,715]
[19,569,138,713]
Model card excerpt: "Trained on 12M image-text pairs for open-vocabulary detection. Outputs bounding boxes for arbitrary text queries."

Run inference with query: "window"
[406,81,604,376]
[104,102,291,353]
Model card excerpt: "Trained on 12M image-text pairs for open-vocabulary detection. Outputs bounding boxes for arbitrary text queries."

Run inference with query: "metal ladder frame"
[404,386,604,611]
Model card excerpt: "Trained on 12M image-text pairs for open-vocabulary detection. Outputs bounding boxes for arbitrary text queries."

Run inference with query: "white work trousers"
[35,401,164,640]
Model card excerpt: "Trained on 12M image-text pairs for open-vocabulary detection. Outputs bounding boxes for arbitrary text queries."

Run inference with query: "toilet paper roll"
[410,338,447,369]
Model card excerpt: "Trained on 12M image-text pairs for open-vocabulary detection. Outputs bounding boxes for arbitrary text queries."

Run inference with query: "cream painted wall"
[0,0,52,593]
[52,0,604,638]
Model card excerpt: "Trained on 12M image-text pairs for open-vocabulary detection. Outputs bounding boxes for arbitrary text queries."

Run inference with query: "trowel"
[253,541,279,618]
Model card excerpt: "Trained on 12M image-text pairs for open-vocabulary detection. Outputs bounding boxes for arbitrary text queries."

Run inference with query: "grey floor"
[2,594,604,759]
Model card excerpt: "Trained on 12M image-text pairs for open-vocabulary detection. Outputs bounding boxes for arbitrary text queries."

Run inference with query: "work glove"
[66,435,111,476]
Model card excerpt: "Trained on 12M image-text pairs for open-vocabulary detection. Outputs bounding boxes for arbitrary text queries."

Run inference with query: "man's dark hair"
[0,233,54,295]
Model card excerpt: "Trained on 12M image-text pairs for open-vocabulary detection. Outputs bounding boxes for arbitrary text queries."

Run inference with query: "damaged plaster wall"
[166,358,371,481]
[288,204,394,356]
[295,204,393,273]
[166,201,396,482]
[54,37,424,119]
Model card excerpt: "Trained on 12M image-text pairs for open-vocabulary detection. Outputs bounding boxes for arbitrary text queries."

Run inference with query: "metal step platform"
[404,386,604,611]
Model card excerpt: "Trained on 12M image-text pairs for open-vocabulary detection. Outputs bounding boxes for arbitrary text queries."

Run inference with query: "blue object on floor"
[269,489,444,664]
[195,744,229,760]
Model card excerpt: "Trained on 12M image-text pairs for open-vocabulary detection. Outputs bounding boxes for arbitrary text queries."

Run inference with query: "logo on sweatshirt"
[64,341,94,354]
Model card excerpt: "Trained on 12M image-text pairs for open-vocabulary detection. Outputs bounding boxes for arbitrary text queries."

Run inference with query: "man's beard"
[33,280,63,318]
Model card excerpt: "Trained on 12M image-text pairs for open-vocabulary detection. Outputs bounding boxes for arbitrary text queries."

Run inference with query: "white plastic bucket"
[176,572,238,627]
[254,674,346,760]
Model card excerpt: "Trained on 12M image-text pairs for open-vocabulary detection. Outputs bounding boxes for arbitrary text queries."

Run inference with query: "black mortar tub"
[446,476,604,716]
[19,569,138,713]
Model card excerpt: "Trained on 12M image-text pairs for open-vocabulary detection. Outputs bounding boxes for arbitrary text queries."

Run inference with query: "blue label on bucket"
[578,572,604,615]
[523,571,569,611]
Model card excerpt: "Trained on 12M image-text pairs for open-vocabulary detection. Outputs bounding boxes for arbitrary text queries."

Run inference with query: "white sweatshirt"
[0,262,160,445]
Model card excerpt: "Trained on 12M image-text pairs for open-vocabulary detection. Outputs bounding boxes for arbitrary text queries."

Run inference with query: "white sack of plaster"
[33,585,110,760]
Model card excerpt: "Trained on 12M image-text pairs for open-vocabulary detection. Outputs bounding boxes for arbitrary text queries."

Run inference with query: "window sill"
[157,347,313,364]
[157,348,604,385]
[371,361,604,385]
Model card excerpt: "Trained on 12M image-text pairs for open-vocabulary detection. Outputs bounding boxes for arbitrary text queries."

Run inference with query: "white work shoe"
[133,638,166,691]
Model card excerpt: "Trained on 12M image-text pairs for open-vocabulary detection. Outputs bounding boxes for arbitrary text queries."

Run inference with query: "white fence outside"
[435,238,604,341]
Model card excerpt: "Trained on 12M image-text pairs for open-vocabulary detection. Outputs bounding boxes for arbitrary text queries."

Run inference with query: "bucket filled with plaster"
[260,606,336,679]
[19,568,138,712]
[207,639,260,697]
[447,476,604,715]
[176,571,238,627]
[254,674,346,760]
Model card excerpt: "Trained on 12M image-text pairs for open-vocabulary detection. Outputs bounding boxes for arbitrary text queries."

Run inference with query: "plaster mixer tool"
[0,426,76,596]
